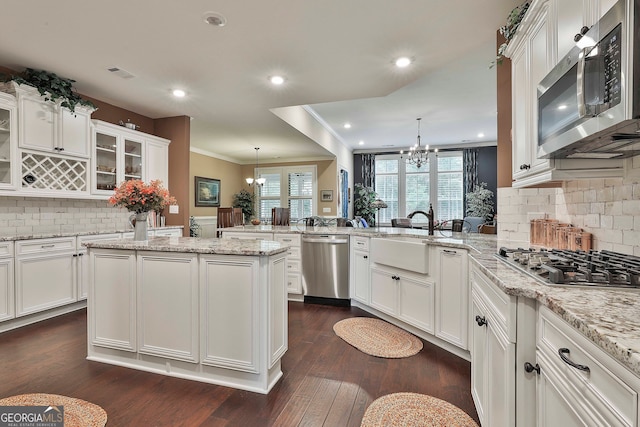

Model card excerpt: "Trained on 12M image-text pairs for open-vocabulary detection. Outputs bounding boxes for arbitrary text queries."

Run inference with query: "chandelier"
[246,147,266,186]
[401,118,437,168]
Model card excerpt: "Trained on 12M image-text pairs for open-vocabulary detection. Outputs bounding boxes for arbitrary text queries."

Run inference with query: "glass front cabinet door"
[92,123,145,195]
[0,93,17,190]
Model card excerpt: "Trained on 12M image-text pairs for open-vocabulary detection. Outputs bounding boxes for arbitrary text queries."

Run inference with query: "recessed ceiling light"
[395,57,412,68]
[269,75,285,85]
[202,12,227,27]
[558,104,568,110]
[358,141,365,146]
[344,123,352,129]
[477,132,485,138]
[172,89,186,98]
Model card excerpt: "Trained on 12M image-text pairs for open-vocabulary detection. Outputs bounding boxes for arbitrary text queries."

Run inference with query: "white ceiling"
[0,0,520,164]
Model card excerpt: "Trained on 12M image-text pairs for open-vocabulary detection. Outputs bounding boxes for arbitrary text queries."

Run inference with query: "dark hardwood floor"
[0,302,479,426]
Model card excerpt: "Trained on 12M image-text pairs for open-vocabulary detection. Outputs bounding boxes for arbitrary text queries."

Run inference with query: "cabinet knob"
[558,348,590,372]
[363,255,368,259]
[520,164,531,170]
[475,315,487,327]
[524,362,540,375]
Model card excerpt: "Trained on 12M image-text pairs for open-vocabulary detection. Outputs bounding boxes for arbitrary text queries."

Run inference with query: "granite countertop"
[0,226,184,241]
[226,225,640,377]
[84,236,288,256]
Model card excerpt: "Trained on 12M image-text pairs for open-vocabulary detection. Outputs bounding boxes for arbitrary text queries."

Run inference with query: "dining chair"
[478,224,496,234]
[216,207,235,237]
[232,207,244,226]
[463,216,484,233]
[271,207,290,226]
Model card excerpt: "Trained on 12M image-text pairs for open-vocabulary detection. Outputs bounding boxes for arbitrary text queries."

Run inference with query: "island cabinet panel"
[268,255,287,367]
[200,256,260,373]
[137,252,199,363]
[89,250,136,352]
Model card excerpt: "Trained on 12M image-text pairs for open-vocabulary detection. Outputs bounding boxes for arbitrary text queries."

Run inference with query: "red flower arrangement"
[109,179,176,214]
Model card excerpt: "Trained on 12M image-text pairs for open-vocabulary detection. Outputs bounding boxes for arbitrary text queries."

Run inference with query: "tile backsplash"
[0,196,132,236]
[498,165,640,256]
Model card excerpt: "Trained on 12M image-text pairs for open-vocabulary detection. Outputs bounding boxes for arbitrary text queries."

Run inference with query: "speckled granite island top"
[83,236,288,256]
[228,225,640,377]
[0,226,184,241]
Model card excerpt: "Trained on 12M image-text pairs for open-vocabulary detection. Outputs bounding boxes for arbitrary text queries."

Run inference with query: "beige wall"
[239,159,338,216]
[190,152,244,217]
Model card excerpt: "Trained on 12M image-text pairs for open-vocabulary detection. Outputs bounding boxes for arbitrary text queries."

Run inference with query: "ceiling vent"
[107,67,135,79]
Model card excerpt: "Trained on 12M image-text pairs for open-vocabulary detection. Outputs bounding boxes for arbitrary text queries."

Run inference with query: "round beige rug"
[333,317,423,358]
[0,393,107,427]
[361,392,479,427]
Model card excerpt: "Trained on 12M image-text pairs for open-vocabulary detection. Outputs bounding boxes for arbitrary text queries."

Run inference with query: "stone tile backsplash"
[0,196,132,236]
[498,165,640,256]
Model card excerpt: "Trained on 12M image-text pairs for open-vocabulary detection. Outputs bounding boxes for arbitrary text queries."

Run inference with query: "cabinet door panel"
[20,96,55,151]
[145,139,168,184]
[59,108,90,157]
[436,248,468,348]
[0,258,14,321]
[471,297,487,426]
[556,0,587,61]
[398,276,434,333]
[370,268,397,315]
[512,44,529,179]
[16,254,76,316]
[352,250,370,304]
[537,354,587,427]
[486,321,516,427]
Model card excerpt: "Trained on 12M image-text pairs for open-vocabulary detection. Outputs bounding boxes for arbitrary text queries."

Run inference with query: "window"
[256,166,317,222]
[374,152,463,225]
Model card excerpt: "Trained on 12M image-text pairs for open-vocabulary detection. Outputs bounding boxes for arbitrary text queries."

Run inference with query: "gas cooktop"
[496,247,640,289]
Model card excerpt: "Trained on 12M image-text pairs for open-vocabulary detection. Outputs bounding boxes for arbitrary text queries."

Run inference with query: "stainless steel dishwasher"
[301,234,350,305]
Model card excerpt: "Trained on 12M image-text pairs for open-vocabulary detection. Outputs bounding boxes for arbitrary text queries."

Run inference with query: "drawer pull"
[41,244,55,248]
[443,249,457,254]
[282,238,292,242]
[524,362,540,375]
[475,315,487,327]
[558,348,590,372]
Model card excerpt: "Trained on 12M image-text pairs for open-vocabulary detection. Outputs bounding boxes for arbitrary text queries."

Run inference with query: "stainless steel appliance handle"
[302,236,348,244]
[576,48,587,118]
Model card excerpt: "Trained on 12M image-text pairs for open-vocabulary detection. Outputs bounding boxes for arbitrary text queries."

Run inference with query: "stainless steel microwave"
[537,0,640,159]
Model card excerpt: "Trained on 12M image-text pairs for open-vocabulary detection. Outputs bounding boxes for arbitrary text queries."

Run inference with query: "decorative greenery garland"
[491,2,531,68]
[3,68,96,113]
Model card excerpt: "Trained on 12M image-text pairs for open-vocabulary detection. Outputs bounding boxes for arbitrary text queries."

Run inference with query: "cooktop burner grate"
[496,247,640,289]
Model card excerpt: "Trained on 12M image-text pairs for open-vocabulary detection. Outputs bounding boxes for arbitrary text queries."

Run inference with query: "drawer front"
[152,228,182,237]
[0,241,14,258]
[287,273,302,294]
[351,236,369,251]
[275,234,301,247]
[17,237,76,255]
[286,246,301,260]
[470,266,516,342]
[287,259,301,273]
[223,232,273,241]
[538,306,638,427]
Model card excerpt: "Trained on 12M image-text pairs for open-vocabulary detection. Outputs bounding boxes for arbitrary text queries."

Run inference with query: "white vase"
[133,212,149,241]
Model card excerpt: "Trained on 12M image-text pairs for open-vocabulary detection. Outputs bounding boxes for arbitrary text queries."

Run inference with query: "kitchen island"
[83,236,288,394]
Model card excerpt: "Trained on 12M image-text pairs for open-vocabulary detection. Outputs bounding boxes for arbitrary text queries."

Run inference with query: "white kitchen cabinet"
[152,228,183,237]
[470,262,537,427]
[505,0,625,188]
[222,231,273,241]
[274,233,302,294]
[92,120,170,195]
[77,233,121,300]
[15,237,77,317]
[370,265,434,334]
[0,92,17,190]
[0,242,15,322]
[89,248,137,352]
[138,251,199,362]
[349,236,370,304]
[0,82,94,158]
[435,247,469,349]
[534,305,640,426]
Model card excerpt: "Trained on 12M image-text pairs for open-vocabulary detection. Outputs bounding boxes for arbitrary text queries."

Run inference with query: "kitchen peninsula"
[83,236,288,394]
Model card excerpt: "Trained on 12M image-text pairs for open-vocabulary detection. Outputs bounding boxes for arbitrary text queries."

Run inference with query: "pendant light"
[246,147,266,186]
[400,118,437,169]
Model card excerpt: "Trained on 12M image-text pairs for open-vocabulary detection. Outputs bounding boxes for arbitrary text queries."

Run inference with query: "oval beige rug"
[361,392,479,427]
[0,393,107,427]
[333,317,423,358]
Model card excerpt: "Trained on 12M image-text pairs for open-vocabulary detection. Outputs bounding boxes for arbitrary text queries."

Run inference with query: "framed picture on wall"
[195,176,221,207]
[321,190,333,202]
